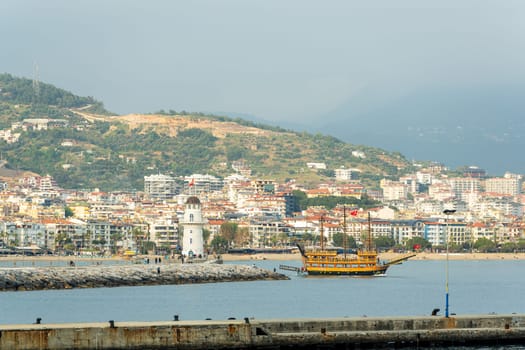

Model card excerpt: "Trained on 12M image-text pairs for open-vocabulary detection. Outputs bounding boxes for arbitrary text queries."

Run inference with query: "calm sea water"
[1,259,524,325]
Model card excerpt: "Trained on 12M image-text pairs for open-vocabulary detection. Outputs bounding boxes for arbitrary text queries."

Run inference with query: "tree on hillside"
[0,73,100,108]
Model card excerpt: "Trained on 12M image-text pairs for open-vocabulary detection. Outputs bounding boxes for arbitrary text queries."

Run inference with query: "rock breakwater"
[0,263,288,291]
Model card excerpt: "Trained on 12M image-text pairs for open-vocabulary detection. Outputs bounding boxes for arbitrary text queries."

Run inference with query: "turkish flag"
[350,209,358,217]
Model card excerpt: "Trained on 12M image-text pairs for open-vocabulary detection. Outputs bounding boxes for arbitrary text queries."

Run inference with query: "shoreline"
[220,251,525,262]
[2,251,525,263]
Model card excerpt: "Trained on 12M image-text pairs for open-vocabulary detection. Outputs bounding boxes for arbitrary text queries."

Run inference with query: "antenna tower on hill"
[32,62,40,106]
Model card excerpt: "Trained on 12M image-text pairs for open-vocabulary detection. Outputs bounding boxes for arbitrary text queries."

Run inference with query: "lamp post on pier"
[443,209,456,318]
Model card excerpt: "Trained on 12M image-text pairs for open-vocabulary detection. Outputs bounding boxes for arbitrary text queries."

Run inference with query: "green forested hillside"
[0,73,110,118]
[0,74,415,190]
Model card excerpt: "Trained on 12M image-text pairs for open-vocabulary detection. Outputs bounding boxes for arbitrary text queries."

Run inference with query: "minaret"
[181,196,205,258]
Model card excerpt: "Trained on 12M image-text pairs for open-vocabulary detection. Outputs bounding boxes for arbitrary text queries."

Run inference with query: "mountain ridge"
[0,73,416,190]
[314,83,525,175]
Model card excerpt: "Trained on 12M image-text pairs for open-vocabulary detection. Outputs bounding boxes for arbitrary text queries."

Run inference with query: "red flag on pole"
[189,178,195,187]
[350,209,358,217]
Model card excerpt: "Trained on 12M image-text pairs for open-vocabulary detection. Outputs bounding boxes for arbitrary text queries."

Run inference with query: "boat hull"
[305,266,388,276]
[300,249,390,276]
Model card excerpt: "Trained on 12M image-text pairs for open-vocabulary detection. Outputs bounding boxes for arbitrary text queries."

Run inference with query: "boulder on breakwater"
[0,263,288,291]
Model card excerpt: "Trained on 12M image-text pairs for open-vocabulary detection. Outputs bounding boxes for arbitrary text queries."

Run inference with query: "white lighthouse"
[181,196,206,258]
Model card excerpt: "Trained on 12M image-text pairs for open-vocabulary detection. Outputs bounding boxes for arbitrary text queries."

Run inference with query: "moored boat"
[298,209,415,276]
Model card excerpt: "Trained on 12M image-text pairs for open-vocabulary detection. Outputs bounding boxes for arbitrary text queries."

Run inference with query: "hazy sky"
[2,0,524,126]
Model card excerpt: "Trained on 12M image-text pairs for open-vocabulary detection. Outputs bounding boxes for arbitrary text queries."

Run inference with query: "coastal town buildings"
[1,163,525,256]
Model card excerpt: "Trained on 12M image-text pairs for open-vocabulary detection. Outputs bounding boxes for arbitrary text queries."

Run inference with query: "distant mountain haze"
[3,1,524,176]
[312,83,525,175]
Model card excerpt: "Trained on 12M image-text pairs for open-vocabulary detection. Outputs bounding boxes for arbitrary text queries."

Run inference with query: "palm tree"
[0,231,7,247]
[132,227,146,254]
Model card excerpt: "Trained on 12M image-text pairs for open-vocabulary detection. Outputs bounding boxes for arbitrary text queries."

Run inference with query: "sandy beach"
[220,252,525,262]
[2,252,525,263]
[398,252,525,261]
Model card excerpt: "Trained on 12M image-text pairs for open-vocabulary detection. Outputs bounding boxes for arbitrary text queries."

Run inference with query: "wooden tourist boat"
[297,209,415,276]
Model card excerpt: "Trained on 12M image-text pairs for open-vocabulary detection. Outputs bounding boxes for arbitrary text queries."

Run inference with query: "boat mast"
[367,211,372,251]
[343,206,347,258]
[319,215,324,251]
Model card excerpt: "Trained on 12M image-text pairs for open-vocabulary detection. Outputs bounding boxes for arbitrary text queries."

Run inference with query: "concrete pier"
[0,263,288,291]
[1,314,524,349]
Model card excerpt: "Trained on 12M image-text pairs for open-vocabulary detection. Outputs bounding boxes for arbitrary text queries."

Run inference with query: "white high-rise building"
[181,196,206,258]
[448,177,481,201]
[484,177,521,196]
[144,174,178,200]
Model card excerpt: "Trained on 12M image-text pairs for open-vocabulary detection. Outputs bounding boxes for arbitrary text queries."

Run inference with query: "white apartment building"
[390,220,425,245]
[416,200,444,215]
[484,177,521,196]
[448,177,481,201]
[428,182,454,201]
[241,194,287,218]
[380,179,408,201]
[144,174,178,200]
[470,195,523,217]
[306,162,326,170]
[21,118,68,131]
[334,167,355,181]
[148,219,179,249]
[424,221,468,246]
[7,222,47,247]
[351,151,366,159]
[416,171,434,185]
[399,175,418,194]
[469,222,493,242]
[249,220,290,247]
[185,174,223,194]
[346,218,394,245]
